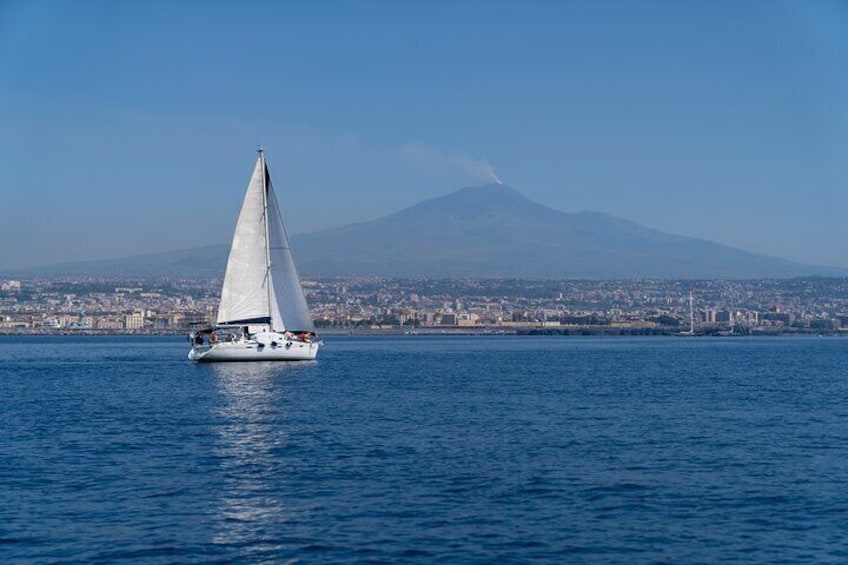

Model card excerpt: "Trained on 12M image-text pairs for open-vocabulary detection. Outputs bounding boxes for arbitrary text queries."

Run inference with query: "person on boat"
[210,332,218,344]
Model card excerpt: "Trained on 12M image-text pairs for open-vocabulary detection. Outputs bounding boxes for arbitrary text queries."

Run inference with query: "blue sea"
[1,335,847,563]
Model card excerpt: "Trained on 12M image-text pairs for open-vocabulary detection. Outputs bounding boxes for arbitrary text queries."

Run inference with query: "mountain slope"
[9,184,840,279]
[9,245,230,278]
[290,184,832,278]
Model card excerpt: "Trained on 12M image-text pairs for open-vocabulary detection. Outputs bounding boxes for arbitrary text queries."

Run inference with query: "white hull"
[189,339,318,362]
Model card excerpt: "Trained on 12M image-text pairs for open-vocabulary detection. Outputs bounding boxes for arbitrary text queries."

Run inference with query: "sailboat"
[675,291,702,337]
[188,149,319,362]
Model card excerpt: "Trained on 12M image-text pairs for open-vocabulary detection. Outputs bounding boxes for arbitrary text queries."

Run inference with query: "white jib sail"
[266,174,316,333]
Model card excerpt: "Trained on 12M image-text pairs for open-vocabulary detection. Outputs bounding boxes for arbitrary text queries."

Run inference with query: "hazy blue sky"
[1,0,846,270]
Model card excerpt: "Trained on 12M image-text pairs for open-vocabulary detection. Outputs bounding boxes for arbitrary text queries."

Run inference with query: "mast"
[259,147,273,329]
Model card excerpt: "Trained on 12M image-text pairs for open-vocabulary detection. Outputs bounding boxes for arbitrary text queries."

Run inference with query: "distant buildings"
[124,312,145,330]
[1,276,847,335]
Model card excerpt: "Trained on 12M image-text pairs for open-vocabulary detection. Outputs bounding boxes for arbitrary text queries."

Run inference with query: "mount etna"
[8,184,841,279]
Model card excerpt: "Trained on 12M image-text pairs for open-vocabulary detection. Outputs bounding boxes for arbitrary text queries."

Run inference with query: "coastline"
[1,326,845,338]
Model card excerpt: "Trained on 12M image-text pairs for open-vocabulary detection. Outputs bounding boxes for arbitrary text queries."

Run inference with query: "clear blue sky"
[1,0,846,270]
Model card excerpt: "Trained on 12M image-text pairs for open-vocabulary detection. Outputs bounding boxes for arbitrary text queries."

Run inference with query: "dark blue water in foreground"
[1,336,847,563]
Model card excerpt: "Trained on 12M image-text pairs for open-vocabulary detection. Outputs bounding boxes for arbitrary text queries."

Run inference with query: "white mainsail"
[216,151,314,333]
[216,156,274,325]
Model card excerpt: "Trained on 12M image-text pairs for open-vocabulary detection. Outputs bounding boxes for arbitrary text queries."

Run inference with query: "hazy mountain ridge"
[6,245,229,279]
[290,184,836,278]
[6,184,842,279]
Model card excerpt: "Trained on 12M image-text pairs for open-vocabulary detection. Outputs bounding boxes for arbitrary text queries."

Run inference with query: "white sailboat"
[675,291,702,337]
[189,149,319,362]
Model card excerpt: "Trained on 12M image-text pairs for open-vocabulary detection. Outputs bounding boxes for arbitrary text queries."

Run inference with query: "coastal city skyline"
[2,1,846,271]
[3,275,847,336]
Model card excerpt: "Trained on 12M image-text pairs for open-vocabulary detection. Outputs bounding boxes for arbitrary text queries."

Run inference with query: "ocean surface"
[1,335,847,563]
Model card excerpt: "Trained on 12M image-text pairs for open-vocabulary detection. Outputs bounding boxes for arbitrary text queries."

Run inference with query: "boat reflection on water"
[210,362,311,553]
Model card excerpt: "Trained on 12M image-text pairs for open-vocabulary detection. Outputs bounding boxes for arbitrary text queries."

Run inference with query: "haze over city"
[1,0,846,271]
